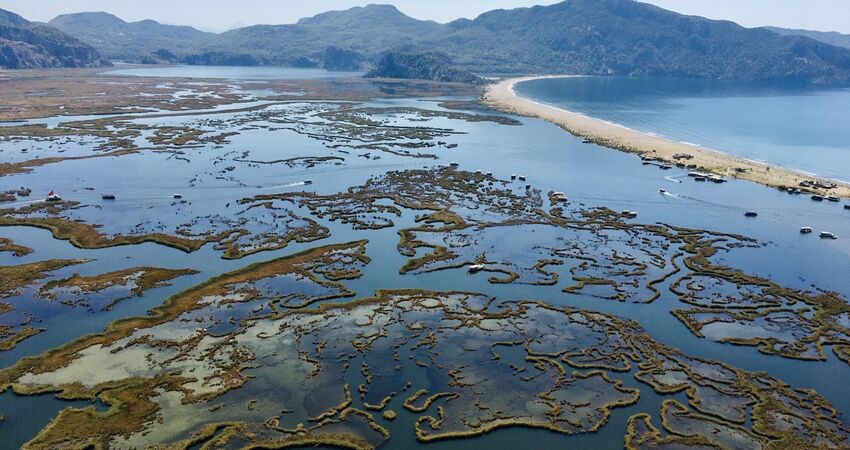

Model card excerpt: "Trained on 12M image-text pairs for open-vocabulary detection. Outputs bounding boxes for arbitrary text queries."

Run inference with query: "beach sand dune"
[483,76,850,199]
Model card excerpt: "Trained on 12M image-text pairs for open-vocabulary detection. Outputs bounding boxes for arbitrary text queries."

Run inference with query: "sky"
[2,0,849,34]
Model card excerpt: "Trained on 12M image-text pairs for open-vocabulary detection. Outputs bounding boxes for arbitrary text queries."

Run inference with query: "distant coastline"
[482,76,850,199]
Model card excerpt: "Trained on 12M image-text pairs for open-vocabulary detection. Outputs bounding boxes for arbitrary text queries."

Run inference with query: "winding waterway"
[1,67,849,448]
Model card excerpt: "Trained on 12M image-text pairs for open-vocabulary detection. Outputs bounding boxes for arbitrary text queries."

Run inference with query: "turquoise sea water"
[514,76,850,182]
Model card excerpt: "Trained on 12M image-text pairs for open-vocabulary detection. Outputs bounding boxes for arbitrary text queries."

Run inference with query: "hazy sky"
[3,0,849,33]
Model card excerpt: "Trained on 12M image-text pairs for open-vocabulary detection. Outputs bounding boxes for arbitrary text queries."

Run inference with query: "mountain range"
[765,27,850,50]
[4,0,850,85]
[48,12,210,63]
[0,8,110,69]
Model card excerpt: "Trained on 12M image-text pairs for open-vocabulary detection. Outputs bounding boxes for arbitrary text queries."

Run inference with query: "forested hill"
[15,0,850,84]
[48,12,211,63]
[0,8,111,69]
[365,50,483,83]
[765,27,850,50]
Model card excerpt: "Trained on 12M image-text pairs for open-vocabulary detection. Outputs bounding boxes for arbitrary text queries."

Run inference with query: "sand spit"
[483,76,850,199]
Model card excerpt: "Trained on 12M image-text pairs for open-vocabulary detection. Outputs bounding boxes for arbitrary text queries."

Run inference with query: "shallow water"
[515,76,850,181]
[105,65,365,81]
[1,69,849,448]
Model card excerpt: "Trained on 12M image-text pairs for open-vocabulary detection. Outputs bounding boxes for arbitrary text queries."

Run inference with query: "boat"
[827,195,840,202]
[525,184,531,190]
[694,177,706,182]
[622,210,638,218]
[845,204,850,210]
[819,231,837,240]
[744,211,758,218]
[101,194,116,200]
[304,179,313,185]
[173,193,183,199]
[811,195,824,202]
[660,165,673,170]
[486,172,493,177]
[518,175,526,181]
[450,162,459,167]
[800,227,813,234]
[45,191,61,202]
[468,264,485,273]
[510,174,517,180]
[659,189,668,194]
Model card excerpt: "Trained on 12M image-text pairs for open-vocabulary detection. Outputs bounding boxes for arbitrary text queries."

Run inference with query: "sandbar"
[482,76,850,199]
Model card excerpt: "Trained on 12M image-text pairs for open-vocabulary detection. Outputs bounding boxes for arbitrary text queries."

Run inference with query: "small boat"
[510,174,517,180]
[622,210,638,218]
[811,195,824,202]
[45,191,61,202]
[659,189,668,195]
[844,204,850,210]
[304,179,313,185]
[101,194,116,200]
[582,139,592,144]
[694,177,706,182]
[819,231,837,240]
[173,193,183,199]
[486,172,493,177]
[744,211,758,218]
[660,165,673,170]
[518,175,527,181]
[450,162,459,167]
[475,170,482,174]
[468,264,485,273]
[800,227,813,234]
[525,184,531,190]
[709,176,727,183]
[827,195,840,202]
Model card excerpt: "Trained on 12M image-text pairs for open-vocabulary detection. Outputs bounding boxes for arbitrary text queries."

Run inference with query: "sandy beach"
[482,76,850,199]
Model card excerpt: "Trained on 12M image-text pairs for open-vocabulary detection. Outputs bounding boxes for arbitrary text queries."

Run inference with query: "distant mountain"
[434,0,850,83]
[0,8,110,69]
[34,0,850,84]
[366,50,483,83]
[49,12,211,62]
[183,1,850,84]
[187,5,436,68]
[765,27,850,50]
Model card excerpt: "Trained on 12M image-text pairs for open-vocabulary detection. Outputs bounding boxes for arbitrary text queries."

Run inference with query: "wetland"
[0,67,848,449]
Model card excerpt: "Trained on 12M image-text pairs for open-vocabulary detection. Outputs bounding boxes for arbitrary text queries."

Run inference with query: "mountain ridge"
[0,8,111,69]
[765,26,850,50]
[13,1,850,84]
[48,11,211,62]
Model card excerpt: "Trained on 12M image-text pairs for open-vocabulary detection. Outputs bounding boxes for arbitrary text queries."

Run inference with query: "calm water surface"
[105,64,364,80]
[1,67,849,448]
[515,76,850,181]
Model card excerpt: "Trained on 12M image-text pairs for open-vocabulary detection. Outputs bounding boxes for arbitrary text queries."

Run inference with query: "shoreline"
[482,76,850,199]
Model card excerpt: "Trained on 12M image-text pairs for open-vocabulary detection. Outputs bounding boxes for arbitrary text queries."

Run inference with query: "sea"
[514,76,850,182]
